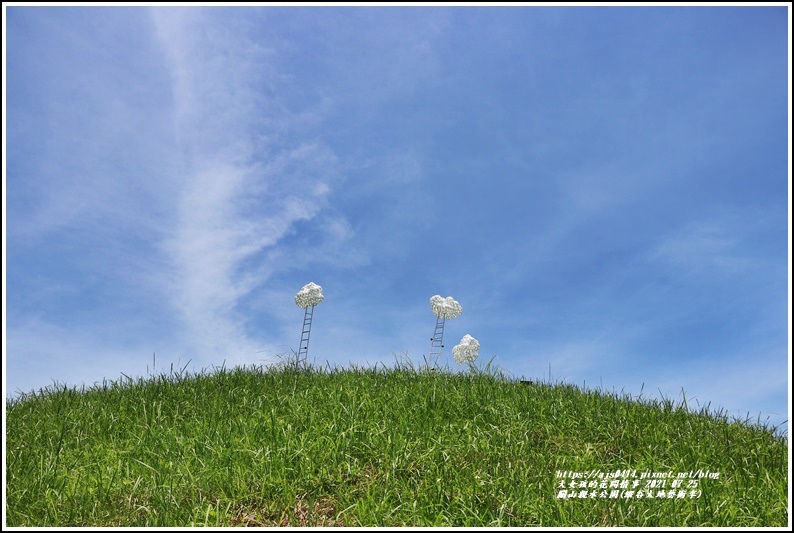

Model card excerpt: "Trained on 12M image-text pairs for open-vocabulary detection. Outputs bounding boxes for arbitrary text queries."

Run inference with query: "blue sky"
[4,5,790,434]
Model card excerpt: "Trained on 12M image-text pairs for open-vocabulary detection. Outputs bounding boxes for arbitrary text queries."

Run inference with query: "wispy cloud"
[651,221,753,278]
[6,319,163,397]
[6,8,182,392]
[650,341,789,430]
[148,8,349,366]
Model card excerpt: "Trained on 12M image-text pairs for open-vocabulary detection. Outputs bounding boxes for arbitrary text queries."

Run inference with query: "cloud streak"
[148,8,348,367]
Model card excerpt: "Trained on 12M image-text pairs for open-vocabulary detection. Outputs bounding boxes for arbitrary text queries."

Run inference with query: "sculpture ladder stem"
[297,305,315,368]
[426,315,446,369]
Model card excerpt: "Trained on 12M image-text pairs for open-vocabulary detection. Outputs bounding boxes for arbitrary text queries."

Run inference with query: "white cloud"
[147,9,355,367]
[651,222,750,277]
[7,12,176,242]
[648,208,785,288]
[650,344,788,432]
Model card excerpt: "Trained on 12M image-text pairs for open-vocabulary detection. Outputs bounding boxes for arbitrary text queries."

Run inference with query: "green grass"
[5,356,788,527]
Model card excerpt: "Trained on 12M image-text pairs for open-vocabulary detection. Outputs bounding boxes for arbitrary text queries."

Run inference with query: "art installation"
[429,295,463,319]
[295,282,324,309]
[427,294,462,362]
[452,334,480,365]
[295,282,324,364]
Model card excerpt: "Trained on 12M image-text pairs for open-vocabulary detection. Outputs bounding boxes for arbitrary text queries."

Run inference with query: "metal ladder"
[427,315,446,366]
[297,304,315,366]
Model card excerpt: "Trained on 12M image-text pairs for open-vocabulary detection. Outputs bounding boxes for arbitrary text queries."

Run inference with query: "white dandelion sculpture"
[427,295,462,363]
[295,282,324,365]
[452,334,480,365]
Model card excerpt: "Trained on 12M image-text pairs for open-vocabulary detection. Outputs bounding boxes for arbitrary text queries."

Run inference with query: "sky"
[3,5,791,435]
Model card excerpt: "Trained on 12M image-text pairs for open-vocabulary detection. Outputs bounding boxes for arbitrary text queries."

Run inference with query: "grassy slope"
[5,363,789,527]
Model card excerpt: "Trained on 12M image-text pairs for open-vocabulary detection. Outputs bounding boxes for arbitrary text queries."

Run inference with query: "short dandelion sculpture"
[427,295,462,366]
[295,282,324,367]
[452,334,480,365]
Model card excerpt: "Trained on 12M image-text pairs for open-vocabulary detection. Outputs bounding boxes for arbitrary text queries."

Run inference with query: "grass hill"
[5,359,789,527]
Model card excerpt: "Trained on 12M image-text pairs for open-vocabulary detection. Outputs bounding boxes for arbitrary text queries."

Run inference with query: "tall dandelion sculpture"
[427,295,462,366]
[452,334,480,365]
[295,282,324,366]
